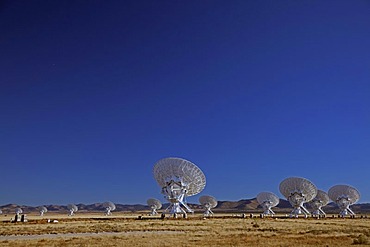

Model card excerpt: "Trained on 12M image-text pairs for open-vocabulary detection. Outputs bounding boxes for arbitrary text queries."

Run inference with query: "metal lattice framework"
[67,204,78,216]
[279,177,317,217]
[39,206,48,216]
[307,190,329,217]
[103,201,116,216]
[147,198,162,216]
[199,195,217,217]
[153,157,206,217]
[256,192,280,216]
[328,185,360,217]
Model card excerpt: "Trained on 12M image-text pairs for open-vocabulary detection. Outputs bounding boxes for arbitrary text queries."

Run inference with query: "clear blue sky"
[1,1,369,206]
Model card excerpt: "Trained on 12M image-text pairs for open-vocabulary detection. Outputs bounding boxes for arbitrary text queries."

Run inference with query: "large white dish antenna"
[279,177,317,217]
[328,184,360,217]
[307,190,329,217]
[153,157,206,217]
[154,157,206,196]
[256,192,279,216]
[199,195,217,217]
[103,201,116,216]
[15,208,23,215]
[147,198,162,216]
[67,204,78,216]
[39,206,48,216]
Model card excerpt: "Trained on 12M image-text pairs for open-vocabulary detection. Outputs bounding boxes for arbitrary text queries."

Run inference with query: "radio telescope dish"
[279,177,317,217]
[103,201,116,216]
[67,204,78,216]
[328,185,360,217]
[307,190,329,217]
[39,206,48,216]
[153,157,206,217]
[15,208,23,215]
[256,192,279,216]
[199,195,217,217]
[147,198,162,216]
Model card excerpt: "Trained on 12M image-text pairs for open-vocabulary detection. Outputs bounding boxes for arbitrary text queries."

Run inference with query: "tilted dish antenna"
[147,198,162,216]
[15,208,23,215]
[39,206,48,216]
[199,195,217,217]
[307,190,329,217]
[328,185,360,217]
[103,201,116,216]
[256,192,279,216]
[279,177,317,217]
[153,157,206,217]
[67,204,78,216]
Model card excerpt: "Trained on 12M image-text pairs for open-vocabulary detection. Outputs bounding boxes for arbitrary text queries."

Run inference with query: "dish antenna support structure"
[328,185,360,217]
[199,195,217,217]
[256,192,280,216]
[39,206,48,216]
[153,157,206,217]
[147,198,162,216]
[67,204,78,216]
[103,202,116,216]
[279,177,317,218]
[307,190,329,217]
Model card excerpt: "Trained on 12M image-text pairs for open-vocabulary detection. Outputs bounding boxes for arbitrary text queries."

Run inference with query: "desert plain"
[1,212,370,246]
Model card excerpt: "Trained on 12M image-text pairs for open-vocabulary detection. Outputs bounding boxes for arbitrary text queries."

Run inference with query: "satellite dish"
[199,195,217,217]
[15,208,23,215]
[307,190,329,217]
[0,209,2,214]
[103,201,116,216]
[39,206,48,216]
[328,185,360,217]
[279,177,317,217]
[147,198,162,216]
[67,204,78,216]
[256,192,279,216]
[153,157,206,217]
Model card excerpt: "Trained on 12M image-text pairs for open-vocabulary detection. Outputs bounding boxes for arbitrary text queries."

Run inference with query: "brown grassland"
[1,212,370,246]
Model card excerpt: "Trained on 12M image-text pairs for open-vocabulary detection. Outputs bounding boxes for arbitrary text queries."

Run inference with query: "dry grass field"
[1,213,370,246]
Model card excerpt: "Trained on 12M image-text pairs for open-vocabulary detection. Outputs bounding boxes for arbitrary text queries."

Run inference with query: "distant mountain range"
[1,198,370,214]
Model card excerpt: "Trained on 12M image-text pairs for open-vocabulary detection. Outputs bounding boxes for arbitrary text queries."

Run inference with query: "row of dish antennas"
[152,157,218,218]
[67,202,116,216]
[8,207,48,217]
[0,208,26,218]
[9,207,47,216]
[0,208,26,216]
[5,202,117,217]
[257,177,360,218]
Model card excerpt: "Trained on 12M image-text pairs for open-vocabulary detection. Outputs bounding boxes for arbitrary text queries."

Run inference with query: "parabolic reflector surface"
[309,190,330,208]
[153,157,206,196]
[147,198,162,209]
[257,192,279,207]
[279,177,317,202]
[328,185,360,204]
[199,195,217,208]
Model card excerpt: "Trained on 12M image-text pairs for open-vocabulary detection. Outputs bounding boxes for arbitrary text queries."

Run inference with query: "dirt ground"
[1,213,369,246]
